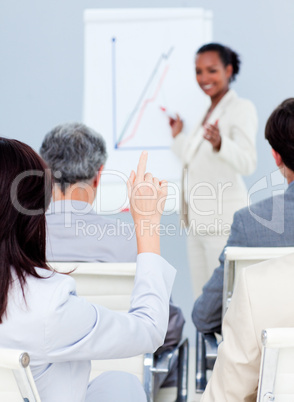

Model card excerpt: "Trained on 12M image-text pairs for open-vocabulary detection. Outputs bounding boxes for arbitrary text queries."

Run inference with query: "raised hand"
[169,114,183,138]
[127,151,168,255]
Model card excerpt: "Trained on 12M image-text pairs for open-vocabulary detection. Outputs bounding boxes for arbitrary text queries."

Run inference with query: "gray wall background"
[1,0,294,341]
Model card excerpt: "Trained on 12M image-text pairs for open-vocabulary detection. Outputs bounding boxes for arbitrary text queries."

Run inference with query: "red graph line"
[118,65,170,147]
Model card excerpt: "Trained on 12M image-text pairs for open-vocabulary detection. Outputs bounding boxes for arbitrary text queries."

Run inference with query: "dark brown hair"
[0,137,52,323]
[265,98,294,171]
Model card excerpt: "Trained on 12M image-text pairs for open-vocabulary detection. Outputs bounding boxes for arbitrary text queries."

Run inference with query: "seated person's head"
[40,123,107,203]
[265,98,294,180]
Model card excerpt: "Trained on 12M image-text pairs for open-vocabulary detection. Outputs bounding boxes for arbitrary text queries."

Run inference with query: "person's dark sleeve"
[155,297,185,355]
[191,211,248,334]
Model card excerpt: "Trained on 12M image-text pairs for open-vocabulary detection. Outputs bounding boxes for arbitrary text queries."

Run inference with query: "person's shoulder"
[233,193,284,231]
[16,268,77,319]
[34,268,76,303]
[235,194,274,220]
[232,190,291,242]
[230,92,257,114]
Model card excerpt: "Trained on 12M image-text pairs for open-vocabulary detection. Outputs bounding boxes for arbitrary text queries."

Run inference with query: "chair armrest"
[143,338,189,402]
[195,331,218,393]
[203,333,218,369]
[176,337,189,402]
[152,338,189,374]
[152,350,176,374]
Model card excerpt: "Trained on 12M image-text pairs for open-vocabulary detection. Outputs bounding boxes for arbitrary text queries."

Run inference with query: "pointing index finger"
[136,151,148,181]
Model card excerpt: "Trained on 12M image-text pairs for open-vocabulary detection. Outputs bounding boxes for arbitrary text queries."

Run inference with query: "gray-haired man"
[40,122,137,262]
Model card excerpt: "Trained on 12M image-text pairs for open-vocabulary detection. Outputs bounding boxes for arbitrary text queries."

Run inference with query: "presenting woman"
[0,139,174,402]
[170,43,258,297]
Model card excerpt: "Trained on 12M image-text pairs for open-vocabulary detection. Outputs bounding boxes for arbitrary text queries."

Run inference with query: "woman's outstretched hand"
[127,151,168,255]
[203,120,222,151]
[169,114,183,138]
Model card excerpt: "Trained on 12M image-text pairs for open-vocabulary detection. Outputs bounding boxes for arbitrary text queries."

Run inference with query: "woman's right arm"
[44,253,175,362]
[44,153,176,362]
[168,115,191,162]
[169,114,183,139]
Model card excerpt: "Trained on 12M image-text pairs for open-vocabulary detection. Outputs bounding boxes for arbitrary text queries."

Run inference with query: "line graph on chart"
[112,37,175,151]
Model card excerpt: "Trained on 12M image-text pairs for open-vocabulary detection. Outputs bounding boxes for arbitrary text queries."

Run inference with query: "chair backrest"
[49,262,144,381]
[0,348,41,402]
[257,328,294,402]
[222,247,294,319]
[50,262,136,310]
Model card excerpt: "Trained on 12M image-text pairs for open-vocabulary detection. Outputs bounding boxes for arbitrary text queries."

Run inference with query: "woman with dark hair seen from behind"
[0,137,175,402]
[169,43,258,297]
[0,138,52,322]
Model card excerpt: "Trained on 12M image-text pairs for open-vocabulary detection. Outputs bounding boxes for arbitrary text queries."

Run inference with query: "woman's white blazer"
[172,89,258,231]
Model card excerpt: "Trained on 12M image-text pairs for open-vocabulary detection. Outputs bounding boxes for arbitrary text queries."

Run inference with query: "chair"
[257,328,294,401]
[0,348,41,402]
[50,262,189,402]
[222,247,294,319]
[195,331,218,393]
[195,246,294,394]
[144,337,189,402]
